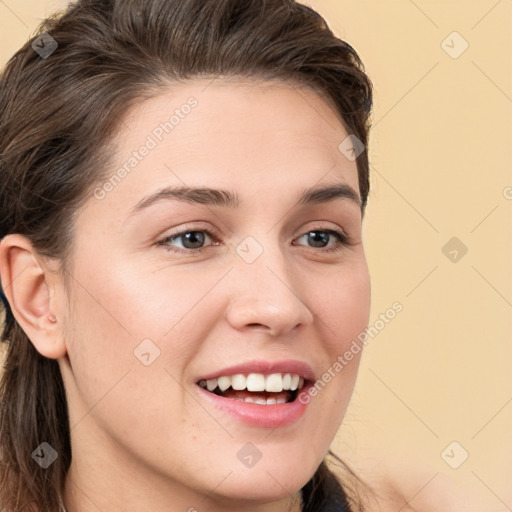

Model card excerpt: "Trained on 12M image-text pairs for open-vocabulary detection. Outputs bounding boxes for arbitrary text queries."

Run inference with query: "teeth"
[231,374,247,390]
[217,376,231,392]
[246,373,265,392]
[198,372,306,394]
[265,373,283,392]
[240,396,286,405]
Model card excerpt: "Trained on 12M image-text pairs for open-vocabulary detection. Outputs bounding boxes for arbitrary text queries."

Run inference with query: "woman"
[0,0,374,510]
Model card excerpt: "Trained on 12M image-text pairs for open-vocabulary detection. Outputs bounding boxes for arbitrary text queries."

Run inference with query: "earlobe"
[0,234,67,359]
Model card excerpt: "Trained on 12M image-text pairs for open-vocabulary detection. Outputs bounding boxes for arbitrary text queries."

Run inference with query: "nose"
[225,245,314,338]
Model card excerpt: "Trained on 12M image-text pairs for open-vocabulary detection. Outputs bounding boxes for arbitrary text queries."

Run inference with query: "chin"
[206,454,318,503]
[211,472,308,505]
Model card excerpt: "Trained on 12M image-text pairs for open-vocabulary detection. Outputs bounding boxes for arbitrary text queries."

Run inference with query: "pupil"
[308,231,328,248]
[183,231,204,249]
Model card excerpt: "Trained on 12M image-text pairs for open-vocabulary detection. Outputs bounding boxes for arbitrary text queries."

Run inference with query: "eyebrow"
[129,182,361,217]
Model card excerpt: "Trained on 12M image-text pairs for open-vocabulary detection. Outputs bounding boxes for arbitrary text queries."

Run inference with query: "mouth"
[195,361,315,427]
[196,373,307,405]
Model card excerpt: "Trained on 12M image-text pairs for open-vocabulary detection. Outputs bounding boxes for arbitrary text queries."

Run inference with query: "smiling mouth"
[197,373,306,405]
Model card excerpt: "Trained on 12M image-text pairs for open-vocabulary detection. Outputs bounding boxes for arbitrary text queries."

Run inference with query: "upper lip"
[196,359,316,383]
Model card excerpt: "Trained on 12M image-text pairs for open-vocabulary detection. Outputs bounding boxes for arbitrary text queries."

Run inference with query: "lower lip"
[195,382,313,428]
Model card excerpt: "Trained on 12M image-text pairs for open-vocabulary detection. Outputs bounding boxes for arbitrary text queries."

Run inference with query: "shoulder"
[354,459,501,512]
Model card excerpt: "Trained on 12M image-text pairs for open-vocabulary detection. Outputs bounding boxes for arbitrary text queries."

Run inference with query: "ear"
[0,234,67,359]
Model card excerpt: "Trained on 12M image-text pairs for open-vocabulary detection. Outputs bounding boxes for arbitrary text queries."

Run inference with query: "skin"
[0,78,371,512]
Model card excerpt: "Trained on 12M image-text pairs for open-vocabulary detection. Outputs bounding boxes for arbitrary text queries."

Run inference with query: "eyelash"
[156,225,353,254]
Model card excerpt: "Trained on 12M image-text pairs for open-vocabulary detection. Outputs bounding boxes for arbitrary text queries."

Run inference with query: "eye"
[157,228,217,253]
[157,226,352,255]
[293,228,352,252]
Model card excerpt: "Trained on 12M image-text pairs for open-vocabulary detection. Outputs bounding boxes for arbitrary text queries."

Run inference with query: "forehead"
[79,78,360,230]
[118,78,347,150]
[112,78,355,179]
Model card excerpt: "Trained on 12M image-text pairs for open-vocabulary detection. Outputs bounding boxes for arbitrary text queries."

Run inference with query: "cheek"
[99,257,222,340]
[314,260,371,352]
[62,269,202,449]
[63,281,135,410]
[308,261,370,405]
[64,255,222,403]
[294,263,370,465]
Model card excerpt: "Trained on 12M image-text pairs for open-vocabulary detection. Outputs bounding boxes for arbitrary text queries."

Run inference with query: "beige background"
[1,0,511,509]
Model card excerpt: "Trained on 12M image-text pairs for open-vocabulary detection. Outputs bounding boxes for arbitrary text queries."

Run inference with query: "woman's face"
[58,79,371,509]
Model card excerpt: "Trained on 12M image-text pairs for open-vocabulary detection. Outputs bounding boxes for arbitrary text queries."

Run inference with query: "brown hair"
[0,0,373,510]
